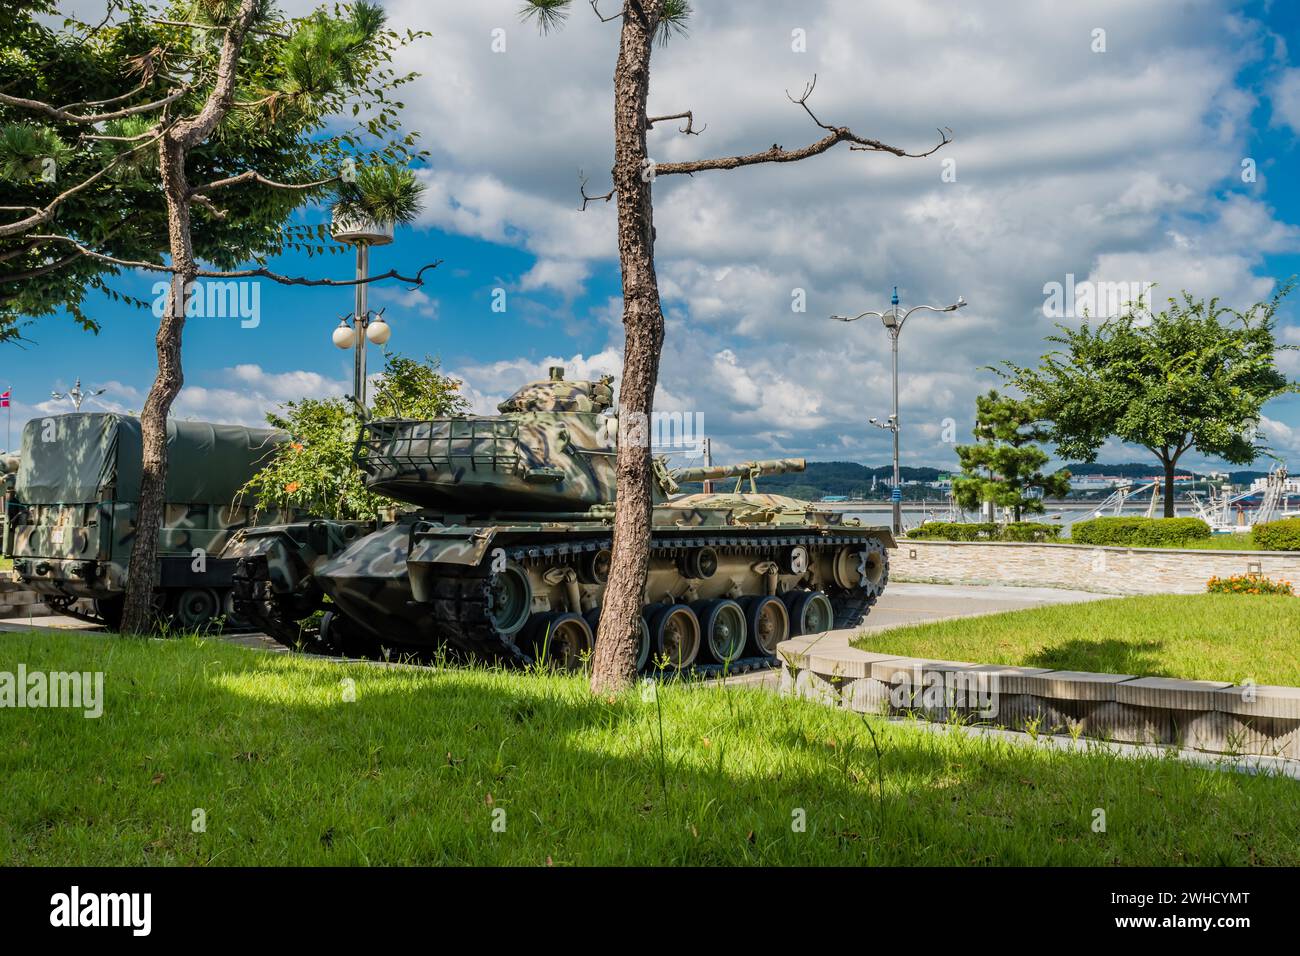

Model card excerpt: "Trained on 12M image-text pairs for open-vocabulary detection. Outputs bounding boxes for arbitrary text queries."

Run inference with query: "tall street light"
[831,287,967,535]
[330,212,395,408]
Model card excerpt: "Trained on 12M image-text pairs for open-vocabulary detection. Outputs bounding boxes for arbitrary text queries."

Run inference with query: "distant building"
[1250,475,1300,494]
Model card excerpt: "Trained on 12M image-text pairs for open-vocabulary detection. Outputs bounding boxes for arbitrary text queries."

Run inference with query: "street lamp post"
[831,287,967,535]
[51,378,107,413]
[330,212,395,408]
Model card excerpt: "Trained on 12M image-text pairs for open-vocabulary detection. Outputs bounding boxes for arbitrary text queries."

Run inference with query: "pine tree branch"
[0,129,168,239]
[190,171,340,196]
[656,74,951,176]
[24,234,441,288]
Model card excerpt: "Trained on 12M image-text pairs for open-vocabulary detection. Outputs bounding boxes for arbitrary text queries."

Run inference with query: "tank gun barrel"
[670,457,806,485]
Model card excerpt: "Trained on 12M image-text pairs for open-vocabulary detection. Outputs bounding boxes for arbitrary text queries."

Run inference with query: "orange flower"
[285,481,301,493]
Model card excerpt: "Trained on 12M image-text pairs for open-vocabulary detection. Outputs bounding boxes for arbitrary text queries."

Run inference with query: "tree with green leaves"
[952,390,1071,522]
[1000,286,1297,517]
[1,1,433,632]
[240,353,469,520]
[519,0,951,693]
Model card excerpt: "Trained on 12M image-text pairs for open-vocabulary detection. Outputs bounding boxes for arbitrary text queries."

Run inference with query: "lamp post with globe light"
[830,287,967,535]
[330,211,395,408]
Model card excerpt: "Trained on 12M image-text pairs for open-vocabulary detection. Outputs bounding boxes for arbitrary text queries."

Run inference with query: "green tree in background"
[952,390,1071,522]
[1000,286,1296,517]
[240,354,468,520]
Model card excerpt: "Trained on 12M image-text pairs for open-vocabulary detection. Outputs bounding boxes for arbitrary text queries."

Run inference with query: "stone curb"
[777,638,1300,758]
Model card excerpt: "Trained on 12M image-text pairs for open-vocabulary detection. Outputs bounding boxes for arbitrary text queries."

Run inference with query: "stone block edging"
[777,637,1300,759]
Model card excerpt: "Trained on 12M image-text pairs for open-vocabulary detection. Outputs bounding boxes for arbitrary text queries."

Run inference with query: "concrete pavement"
[719,582,1113,688]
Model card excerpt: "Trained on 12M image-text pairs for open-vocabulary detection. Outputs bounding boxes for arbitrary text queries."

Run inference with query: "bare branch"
[655,74,952,177]
[589,0,622,23]
[26,234,442,289]
[578,170,616,211]
[190,171,340,196]
[647,110,705,136]
[153,18,291,40]
[0,85,190,124]
[190,193,228,220]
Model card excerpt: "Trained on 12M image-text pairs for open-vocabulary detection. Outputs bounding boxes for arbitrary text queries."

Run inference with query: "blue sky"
[10,0,1300,476]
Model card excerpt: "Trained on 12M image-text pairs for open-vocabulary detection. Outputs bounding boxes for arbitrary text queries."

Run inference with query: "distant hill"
[678,460,947,501]
[677,459,1276,501]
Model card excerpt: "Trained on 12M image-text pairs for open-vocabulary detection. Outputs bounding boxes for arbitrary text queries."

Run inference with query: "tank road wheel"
[586,608,652,672]
[648,603,701,670]
[678,547,719,580]
[95,596,125,630]
[172,587,220,632]
[783,589,834,636]
[220,589,251,631]
[742,594,790,657]
[485,564,532,637]
[527,611,593,671]
[693,599,747,664]
[320,610,381,658]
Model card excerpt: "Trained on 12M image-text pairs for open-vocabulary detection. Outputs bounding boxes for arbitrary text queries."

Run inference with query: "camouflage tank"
[225,368,893,670]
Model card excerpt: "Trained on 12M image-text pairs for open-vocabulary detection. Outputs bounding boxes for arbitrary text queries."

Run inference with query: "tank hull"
[228,507,892,669]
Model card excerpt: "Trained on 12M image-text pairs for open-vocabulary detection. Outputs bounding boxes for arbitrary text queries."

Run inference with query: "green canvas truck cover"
[16,413,285,505]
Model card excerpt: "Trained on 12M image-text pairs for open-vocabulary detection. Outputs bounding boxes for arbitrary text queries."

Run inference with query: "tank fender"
[407,527,499,605]
[408,526,498,568]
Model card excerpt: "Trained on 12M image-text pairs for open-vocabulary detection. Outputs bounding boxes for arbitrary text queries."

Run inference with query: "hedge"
[1070,516,1212,547]
[1252,518,1300,551]
[905,521,1062,543]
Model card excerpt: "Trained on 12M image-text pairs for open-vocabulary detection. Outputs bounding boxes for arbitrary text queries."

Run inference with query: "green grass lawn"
[854,594,1300,686]
[1,629,1298,865]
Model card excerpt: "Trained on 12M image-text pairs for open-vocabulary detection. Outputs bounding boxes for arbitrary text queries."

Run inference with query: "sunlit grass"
[1,629,1297,865]
[854,594,1300,686]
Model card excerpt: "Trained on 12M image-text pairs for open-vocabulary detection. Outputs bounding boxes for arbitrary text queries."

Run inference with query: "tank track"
[416,529,889,665]
[229,555,328,652]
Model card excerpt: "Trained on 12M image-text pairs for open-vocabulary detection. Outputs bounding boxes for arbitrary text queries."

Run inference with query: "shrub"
[1069,516,1149,546]
[1131,517,1213,547]
[1070,516,1211,547]
[906,521,1061,543]
[998,522,1063,542]
[1206,573,1294,596]
[1252,518,1300,552]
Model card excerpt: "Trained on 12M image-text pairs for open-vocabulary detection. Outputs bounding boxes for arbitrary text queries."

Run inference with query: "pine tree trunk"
[119,0,260,634]
[119,138,192,634]
[590,1,663,695]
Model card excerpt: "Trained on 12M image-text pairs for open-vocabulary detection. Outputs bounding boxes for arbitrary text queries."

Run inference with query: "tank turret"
[357,368,619,512]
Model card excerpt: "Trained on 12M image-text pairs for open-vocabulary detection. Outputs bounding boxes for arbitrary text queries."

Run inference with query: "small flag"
[0,390,9,408]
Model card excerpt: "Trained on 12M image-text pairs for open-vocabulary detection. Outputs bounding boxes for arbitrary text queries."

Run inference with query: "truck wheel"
[172,587,220,632]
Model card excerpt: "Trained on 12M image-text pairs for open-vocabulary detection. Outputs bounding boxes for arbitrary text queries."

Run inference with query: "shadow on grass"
[1023,637,1170,678]
[1,631,1297,866]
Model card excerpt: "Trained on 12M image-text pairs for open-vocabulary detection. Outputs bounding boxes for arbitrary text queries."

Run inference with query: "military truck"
[9,413,294,629]
[227,368,894,669]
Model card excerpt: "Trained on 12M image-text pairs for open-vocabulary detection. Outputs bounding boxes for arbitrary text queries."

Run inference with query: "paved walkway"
[721,582,1112,688]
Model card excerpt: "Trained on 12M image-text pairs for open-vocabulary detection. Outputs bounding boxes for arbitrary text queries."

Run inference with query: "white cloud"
[1271,67,1300,132]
